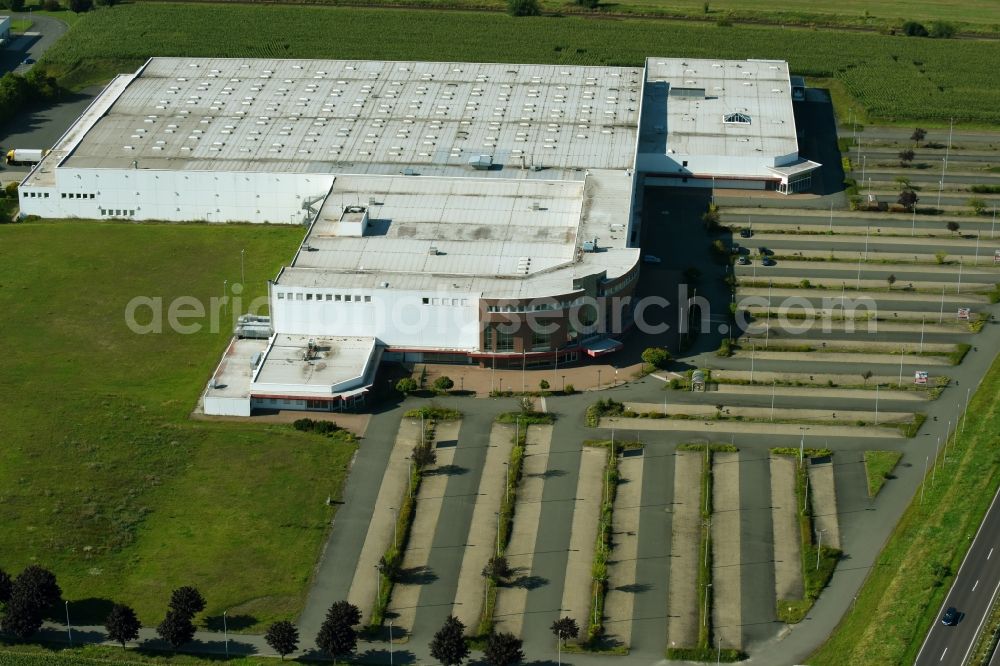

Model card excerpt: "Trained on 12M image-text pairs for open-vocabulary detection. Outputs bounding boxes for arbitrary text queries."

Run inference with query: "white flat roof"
[59,57,642,177]
[275,170,638,299]
[643,57,798,162]
[252,334,376,396]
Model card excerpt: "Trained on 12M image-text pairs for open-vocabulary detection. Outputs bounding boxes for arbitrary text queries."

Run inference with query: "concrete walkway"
[604,451,644,649]
[450,422,514,631]
[667,450,702,650]
[808,460,842,551]
[771,455,804,605]
[712,451,743,650]
[715,383,928,402]
[347,418,421,624]
[624,401,914,425]
[559,447,605,638]
[494,424,553,636]
[601,416,904,439]
[386,420,461,635]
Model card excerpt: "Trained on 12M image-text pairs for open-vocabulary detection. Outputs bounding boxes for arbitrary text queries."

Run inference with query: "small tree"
[518,396,534,415]
[969,198,987,215]
[898,149,915,167]
[507,0,539,15]
[411,441,437,469]
[929,21,956,38]
[265,620,299,660]
[168,586,206,618]
[157,610,196,650]
[946,221,961,235]
[911,128,927,144]
[0,569,11,604]
[68,0,93,12]
[482,556,512,582]
[898,189,919,211]
[433,376,455,393]
[105,604,141,650]
[9,0,25,11]
[887,274,897,290]
[0,598,43,639]
[935,251,948,265]
[641,346,671,371]
[902,20,928,37]
[550,616,579,648]
[484,631,525,666]
[11,565,62,613]
[861,370,874,386]
[396,377,418,395]
[316,601,361,663]
[429,615,470,666]
[539,379,550,391]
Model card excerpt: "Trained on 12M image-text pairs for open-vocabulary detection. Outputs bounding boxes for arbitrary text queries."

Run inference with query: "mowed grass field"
[39,3,1000,126]
[0,221,356,632]
[810,352,1000,665]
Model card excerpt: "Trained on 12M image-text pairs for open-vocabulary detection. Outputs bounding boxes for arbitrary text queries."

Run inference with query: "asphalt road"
[0,13,67,74]
[914,486,1000,666]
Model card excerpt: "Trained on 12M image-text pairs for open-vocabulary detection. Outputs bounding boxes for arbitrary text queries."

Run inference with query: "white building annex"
[16,56,818,415]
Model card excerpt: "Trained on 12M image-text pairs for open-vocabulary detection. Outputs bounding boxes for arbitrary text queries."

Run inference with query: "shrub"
[716,339,733,357]
[42,0,61,9]
[641,346,671,370]
[902,21,928,37]
[68,0,92,12]
[969,198,987,215]
[564,383,575,394]
[395,377,418,395]
[432,375,454,393]
[928,21,956,38]
[539,379,549,390]
[507,0,539,15]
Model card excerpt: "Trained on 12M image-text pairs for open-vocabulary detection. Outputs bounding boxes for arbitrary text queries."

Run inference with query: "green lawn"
[810,353,1000,664]
[0,220,357,633]
[864,450,903,497]
[35,2,1000,125]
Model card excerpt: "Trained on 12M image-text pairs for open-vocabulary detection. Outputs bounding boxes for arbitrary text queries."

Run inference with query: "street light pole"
[65,600,72,646]
[771,380,776,422]
[703,583,713,626]
[875,384,880,425]
[816,530,825,570]
[240,248,245,285]
[389,619,394,665]
[223,609,229,658]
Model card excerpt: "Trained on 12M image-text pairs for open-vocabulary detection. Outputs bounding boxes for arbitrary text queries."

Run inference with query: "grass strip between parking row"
[771,448,842,625]
[583,441,618,646]
[810,352,1000,665]
[475,409,554,639]
[864,451,904,498]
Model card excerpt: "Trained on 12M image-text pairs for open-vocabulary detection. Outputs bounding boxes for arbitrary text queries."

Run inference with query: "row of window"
[484,327,552,352]
[101,209,136,216]
[485,296,587,313]
[61,192,95,200]
[276,292,372,303]
[22,191,49,199]
[421,297,471,307]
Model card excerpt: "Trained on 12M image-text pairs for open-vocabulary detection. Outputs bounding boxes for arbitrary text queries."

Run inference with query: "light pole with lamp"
[223,609,229,658]
[65,600,72,645]
[703,582,713,627]
[240,248,245,285]
[816,529,826,570]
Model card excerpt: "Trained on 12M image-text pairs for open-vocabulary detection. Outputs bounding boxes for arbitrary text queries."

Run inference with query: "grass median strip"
[771,448,842,625]
[580,439,623,651]
[475,407,554,639]
[369,409,462,630]
[864,451,904,497]
[810,353,1000,665]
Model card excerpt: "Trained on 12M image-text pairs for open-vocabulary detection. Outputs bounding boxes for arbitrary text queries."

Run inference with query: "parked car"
[21,58,35,65]
[761,257,776,267]
[941,607,960,626]
[737,256,750,265]
[643,254,661,264]
[740,228,753,238]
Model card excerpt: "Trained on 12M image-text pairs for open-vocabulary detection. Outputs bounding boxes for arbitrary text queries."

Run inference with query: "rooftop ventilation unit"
[582,238,598,252]
[428,245,439,256]
[468,154,493,170]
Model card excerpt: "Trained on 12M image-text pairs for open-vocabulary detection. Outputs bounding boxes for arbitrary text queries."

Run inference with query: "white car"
[643,255,662,264]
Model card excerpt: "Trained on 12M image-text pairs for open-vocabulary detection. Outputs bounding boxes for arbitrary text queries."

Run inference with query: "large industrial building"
[16,56,818,415]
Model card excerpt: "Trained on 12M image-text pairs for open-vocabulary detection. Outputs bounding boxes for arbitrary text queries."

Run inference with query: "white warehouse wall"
[636,150,798,179]
[271,286,481,350]
[20,168,334,224]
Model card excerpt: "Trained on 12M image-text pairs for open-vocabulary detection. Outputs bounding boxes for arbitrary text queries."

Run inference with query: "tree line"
[0,69,60,129]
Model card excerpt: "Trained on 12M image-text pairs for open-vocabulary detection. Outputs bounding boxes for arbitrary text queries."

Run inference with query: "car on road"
[761,257,776,267]
[941,607,960,626]
[737,256,750,265]
[643,255,661,264]
[740,228,753,238]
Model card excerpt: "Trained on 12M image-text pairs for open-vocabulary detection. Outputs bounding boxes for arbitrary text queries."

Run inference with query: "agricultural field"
[0,220,357,633]
[37,3,1000,125]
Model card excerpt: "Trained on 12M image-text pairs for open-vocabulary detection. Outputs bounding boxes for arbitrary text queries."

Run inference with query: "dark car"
[737,256,750,265]
[941,607,960,626]
[22,58,35,65]
[761,257,776,267]
[740,228,753,238]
